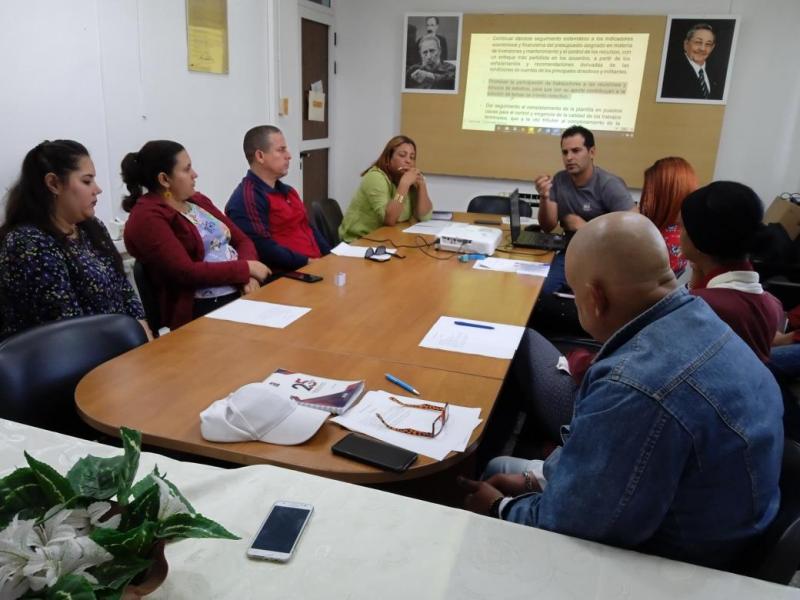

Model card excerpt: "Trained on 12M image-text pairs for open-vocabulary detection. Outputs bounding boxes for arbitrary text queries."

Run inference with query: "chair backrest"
[310,198,343,247]
[467,195,533,217]
[0,314,147,437]
[133,260,162,336]
[740,438,800,584]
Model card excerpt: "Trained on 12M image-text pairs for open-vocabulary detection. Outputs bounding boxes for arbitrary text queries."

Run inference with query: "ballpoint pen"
[385,373,420,396]
[453,320,495,330]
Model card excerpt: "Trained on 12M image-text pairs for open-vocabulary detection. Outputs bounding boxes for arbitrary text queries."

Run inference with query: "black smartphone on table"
[331,433,418,472]
[283,271,323,283]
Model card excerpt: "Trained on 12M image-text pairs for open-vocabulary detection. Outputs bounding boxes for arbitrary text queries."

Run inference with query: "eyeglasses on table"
[375,396,449,438]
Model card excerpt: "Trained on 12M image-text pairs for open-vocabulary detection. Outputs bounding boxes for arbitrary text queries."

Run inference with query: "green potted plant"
[0,428,238,599]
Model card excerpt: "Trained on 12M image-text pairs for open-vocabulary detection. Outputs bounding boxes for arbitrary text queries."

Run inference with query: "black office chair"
[133,260,162,337]
[0,314,148,438]
[310,198,343,247]
[467,195,533,217]
[737,438,800,584]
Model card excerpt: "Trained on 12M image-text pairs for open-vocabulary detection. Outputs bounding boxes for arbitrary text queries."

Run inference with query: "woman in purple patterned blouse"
[0,140,149,339]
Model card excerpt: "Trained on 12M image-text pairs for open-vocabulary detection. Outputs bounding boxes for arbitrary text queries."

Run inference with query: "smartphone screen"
[249,503,313,560]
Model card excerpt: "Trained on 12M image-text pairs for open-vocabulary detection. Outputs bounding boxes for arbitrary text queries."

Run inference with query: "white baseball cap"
[200,382,328,446]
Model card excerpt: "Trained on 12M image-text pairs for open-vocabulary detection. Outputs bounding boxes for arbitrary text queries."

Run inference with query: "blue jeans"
[769,344,800,379]
[540,251,567,295]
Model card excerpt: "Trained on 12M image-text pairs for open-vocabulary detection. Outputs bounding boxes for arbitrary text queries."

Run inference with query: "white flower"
[154,476,191,520]
[86,502,121,530]
[0,516,39,600]
[23,527,112,591]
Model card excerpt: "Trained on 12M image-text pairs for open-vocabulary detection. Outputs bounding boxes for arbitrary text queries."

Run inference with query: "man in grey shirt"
[535,126,633,295]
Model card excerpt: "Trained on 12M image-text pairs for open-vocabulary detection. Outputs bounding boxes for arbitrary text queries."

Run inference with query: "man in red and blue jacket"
[226,125,331,272]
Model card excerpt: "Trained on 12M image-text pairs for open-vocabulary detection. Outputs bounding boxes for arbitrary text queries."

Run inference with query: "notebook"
[262,369,365,415]
[508,188,566,251]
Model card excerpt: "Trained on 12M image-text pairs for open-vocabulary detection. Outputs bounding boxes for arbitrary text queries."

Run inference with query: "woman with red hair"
[638,157,698,273]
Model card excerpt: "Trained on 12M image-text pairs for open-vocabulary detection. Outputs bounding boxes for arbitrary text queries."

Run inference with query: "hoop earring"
[163,190,173,200]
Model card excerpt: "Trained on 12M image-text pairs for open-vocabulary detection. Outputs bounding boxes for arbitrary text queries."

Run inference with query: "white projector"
[437,223,503,255]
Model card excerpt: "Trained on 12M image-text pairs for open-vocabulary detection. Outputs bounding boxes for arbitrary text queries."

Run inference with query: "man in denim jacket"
[461,212,783,569]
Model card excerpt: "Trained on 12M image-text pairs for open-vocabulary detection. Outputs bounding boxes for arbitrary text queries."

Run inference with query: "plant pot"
[122,540,169,599]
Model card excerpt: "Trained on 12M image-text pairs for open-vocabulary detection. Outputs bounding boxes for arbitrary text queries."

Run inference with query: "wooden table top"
[76,215,550,483]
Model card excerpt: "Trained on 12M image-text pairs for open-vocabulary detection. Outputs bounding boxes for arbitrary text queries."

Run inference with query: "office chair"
[133,260,162,337]
[310,198,343,247]
[0,314,147,438]
[467,195,533,217]
[737,438,800,584]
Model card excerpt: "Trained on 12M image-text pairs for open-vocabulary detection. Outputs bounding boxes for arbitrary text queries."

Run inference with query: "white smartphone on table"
[246,501,314,562]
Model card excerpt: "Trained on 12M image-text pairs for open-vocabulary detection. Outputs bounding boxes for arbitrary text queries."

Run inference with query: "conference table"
[3,419,796,599]
[76,215,551,484]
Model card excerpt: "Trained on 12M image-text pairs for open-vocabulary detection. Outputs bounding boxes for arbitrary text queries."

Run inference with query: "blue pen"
[454,320,495,330]
[385,373,420,396]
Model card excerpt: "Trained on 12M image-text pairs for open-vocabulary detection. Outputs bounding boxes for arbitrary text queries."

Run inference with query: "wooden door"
[300,15,331,208]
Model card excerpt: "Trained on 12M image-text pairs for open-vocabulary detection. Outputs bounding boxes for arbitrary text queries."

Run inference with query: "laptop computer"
[508,188,566,251]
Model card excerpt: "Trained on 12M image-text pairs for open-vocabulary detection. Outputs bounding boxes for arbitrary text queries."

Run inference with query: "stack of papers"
[205,299,310,328]
[474,257,550,277]
[419,316,525,359]
[331,242,399,258]
[330,391,482,460]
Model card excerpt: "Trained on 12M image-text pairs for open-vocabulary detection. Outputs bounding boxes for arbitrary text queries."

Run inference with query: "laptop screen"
[508,188,521,240]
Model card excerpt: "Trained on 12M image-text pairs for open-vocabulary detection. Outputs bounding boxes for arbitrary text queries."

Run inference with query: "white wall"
[0,0,279,224]
[0,1,114,221]
[332,0,800,212]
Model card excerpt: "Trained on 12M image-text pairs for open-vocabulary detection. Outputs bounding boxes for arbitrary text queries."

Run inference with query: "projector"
[437,224,503,255]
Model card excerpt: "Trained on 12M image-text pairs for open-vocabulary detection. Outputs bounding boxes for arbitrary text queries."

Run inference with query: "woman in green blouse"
[338,135,433,242]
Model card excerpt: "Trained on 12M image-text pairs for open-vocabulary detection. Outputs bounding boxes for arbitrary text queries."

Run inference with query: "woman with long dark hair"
[338,135,433,242]
[122,140,269,330]
[0,140,147,338]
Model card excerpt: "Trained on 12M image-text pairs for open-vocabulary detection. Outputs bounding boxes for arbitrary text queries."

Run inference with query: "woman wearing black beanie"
[680,181,783,362]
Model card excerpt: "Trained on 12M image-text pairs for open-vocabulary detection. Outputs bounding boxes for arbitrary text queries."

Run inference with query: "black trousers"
[192,291,240,319]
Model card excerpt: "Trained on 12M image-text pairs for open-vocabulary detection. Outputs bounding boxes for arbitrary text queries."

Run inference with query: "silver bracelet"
[523,471,536,492]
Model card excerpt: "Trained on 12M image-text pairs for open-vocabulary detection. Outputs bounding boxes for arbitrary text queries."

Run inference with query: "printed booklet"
[263,369,365,415]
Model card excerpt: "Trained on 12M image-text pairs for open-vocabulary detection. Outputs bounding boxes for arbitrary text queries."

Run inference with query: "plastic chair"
[310,198,343,247]
[737,438,800,583]
[467,195,533,217]
[0,314,148,437]
[133,260,162,337]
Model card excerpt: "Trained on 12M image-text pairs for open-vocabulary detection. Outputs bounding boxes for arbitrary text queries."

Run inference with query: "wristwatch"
[489,496,505,519]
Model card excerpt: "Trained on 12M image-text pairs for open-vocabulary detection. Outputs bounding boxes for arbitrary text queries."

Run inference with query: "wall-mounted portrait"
[403,13,462,94]
[657,16,740,104]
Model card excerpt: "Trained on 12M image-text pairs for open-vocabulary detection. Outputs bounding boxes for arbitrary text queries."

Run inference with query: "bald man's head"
[565,212,678,341]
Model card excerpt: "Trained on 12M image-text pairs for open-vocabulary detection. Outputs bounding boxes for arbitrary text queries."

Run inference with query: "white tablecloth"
[1,419,796,599]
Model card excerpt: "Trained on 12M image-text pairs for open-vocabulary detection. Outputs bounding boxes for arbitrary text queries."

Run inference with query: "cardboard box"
[764,196,800,240]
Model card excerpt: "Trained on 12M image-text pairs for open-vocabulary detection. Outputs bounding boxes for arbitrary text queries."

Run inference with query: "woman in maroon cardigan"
[122,140,270,330]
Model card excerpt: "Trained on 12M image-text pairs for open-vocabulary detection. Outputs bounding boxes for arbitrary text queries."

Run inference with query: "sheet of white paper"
[311,80,323,92]
[205,299,310,328]
[330,390,482,461]
[402,221,452,235]
[473,257,550,277]
[419,316,525,359]
[330,242,398,258]
[501,216,538,226]
[308,90,325,122]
